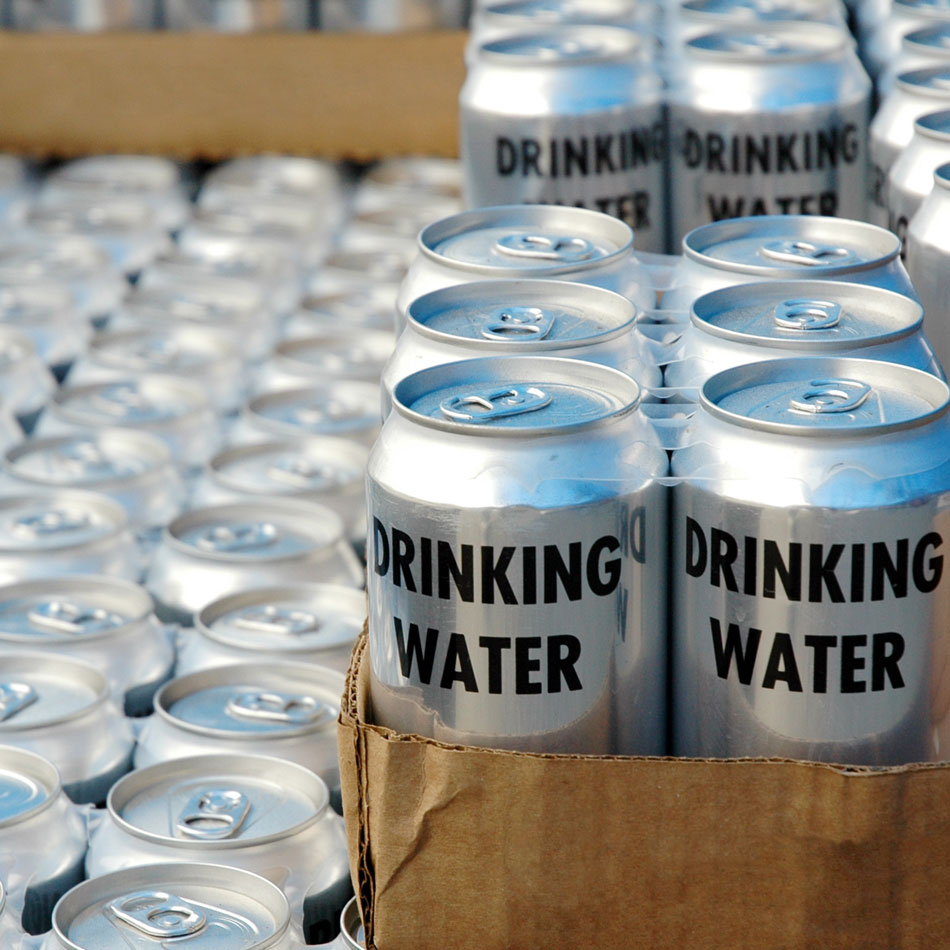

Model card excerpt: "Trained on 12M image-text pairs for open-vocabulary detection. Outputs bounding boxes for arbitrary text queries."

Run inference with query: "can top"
[340,898,365,950]
[895,65,950,96]
[915,108,950,139]
[156,663,342,738]
[0,575,151,644]
[0,744,61,826]
[51,863,290,950]
[0,233,111,282]
[271,330,395,381]
[205,155,339,201]
[691,280,923,349]
[50,155,181,194]
[246,383,381,439]
[0,283,75,322]
[197,584,367,655]
[85,326,239,375]
[108,754,328,847]
[28,198,159,237]
[476,23,646,64]
[323,247,411,284]
[701,357,950,436]
[685,21,850,61]
[297,291,394,331]
[682,215,900,277]
[51,377,210,428]
[903,22,950,53]
[681,0,842,24]
[363,156,462,199]
[206,440,367,499]
[5,431,172,488]
[165,500,345,563]
[894,0,950,20]
[0,491,127,552]
[0,652,107,730]
[478,0,644,24]
[407,279,636,348]
[936,160,950,187]
[394,356,642,435]
[124,281,264,325]
[422,205,633,277]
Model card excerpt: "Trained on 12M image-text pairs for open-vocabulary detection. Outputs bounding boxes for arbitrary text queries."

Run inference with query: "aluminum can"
[163,0,312,29]
[42,863,299,950]
[663,280,943,398]
[231,383,383,448]
[869,66,950,226]
[112,280,280,364]
[330,898,365,950]
[461,26,668,253]
[9,0,158,29]
[87,754,351,944]
[0,653,134,803]
[672,357,950,764]
[0,882,27,948]
[382,279,662,417]
[368,356,668,754]
[67,325,245,415]
[663,215,917,311]
[0,283,88,376]
[286,290,397,336]
[354,156,463,214]
[317,0,468,30]
[886,108,950,253]
[878,24,950,97]
[190,439,368,545]
[0,156,34,227]
[906,161,950,370]
[0,745,86,935]
[37,377,220,475]
[40,155,189,232]
[0,576,174,717]
[852,0,890,42]
[864,0,950,81]
[339,208,448,259]
[0,326,55,433]
[667,23,870,247]
[0,490,142,584]
[398,204,655,332]
[145,500,365,625]
[309,245,415,303]
[133,662,346,800]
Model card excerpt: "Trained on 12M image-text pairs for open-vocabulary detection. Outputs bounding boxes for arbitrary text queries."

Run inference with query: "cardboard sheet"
[339,632,950,950]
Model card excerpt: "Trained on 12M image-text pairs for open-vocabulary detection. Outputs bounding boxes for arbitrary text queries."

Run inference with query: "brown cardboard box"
[0,30,467,159]
[338,632,950,950]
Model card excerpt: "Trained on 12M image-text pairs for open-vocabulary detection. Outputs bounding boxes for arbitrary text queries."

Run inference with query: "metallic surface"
[0,284,88,372]
[163,0,312,29]
[9,0,157,29]
[878,24,950,97]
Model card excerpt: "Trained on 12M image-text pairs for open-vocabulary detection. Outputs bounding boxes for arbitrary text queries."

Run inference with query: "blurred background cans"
[878,24,950,97]
[8,0,158,29]
[163,0,312,30]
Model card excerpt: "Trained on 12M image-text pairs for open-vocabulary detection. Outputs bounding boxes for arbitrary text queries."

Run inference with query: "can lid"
[682,215,898,276]
[157,663,342,738]
[476,23,645,63]
[0,745,60,826]
[51,863,290,950]
[52,378,209,427]
[51,155,181,194]
[0,491,126,551]
[935,160,950,187]
[903,22,950,54]
[205,155,339,201]
[86,326,237,375]
[701,357,950,435]
[394,356,641,434]
[896,65,950,95]
[914,108,950,139]
[0,234,110,282]
[340,897,366,950]
[124,282,263,325]
[0,283,75,322]
[681,0,840,24]
[691,280,923,349]
[247,383,380,439]
[109,754,327,846]
[422,205,632,277]
[686,21,848,60]
[297,291,394,330]
[167,500,345,563]
[197,584,366,655]
[408,279,636,348]
[271,330,395,381]
[0,653,106,730]
[894,0,950,20]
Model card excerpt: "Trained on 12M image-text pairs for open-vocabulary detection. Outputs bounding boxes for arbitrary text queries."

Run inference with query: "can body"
[163,0,311,29]
[9,0,157,29]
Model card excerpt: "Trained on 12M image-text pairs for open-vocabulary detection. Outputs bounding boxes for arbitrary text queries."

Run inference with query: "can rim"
[0,744,64,827]
[895,65,950,96]
[684,21,851,62]
[473,23,645,65]
[914,107,950,140]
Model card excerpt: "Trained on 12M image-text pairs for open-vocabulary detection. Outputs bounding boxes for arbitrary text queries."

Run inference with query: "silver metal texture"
[878,24,950,97]
[317,0,469,30]
[8,0,158,29]
[163,0,312,29]
[0,283,88,373]
[863,0,950,81]
[0,326,54,431]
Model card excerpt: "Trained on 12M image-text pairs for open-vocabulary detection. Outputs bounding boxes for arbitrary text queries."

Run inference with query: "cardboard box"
[338,631,950,950]
[0,30,467,159]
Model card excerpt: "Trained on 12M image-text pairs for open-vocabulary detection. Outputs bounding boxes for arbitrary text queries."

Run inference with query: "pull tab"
[107,891,207,939]
[227,689,327,725]
[719,32,794,55]
[0,682,37,721]
[789,378,872,414]
[773,299,842,331]
[194,522,278,553]
[480,306,555,341]
[267,456,338,489]
[759,240,857,267]
[494,233,595,263]
[13,509,91,539]
[176,787,250,840]
[28,600,123,636]
[234,605,322,637]
[439,386,552,423]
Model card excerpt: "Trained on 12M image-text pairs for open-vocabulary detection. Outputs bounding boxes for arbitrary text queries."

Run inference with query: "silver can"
[0,156,34,227]
[9,0,158,29]
[330,898,365,950]
[663,215,917,311]
[0,326,55,433]
[0,576,174,717]
[0,283,88,376]
[163,0,312,29]
[309,246,414,303]
[382,278,662,417]
[461,26,668,253]
[286,291,397,336]
[368,356,669,754]
[671,357,950,764]
[87,754,351,944]
[190,439,368,545]
[0,745,86,935]
[886,108,950,253]
[397,204,656,331]
[667,23,870,247]
[145,500,365,625]
[317,0,468,30]
[36,377,220,475]
[355,156,463,214]
[133,662,346,798]
[906,161,950,371]
[42,863,299,950]
[0,491,142,584]
[0,653,134,803]
[869,66,950,227]
[663,280,943,397]
[864,0,950,81]
[176,584,367,677]
[878,24,950,97]
[0,882,27,948]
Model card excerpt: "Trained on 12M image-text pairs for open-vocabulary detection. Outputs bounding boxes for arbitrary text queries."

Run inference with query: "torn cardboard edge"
[338,631,950,950]
[0,30,467,160]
